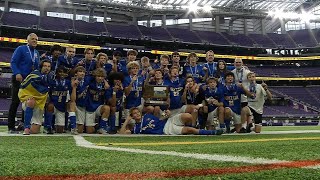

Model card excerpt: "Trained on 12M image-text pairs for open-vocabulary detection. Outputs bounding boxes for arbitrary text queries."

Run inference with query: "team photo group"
[8,33,272,136]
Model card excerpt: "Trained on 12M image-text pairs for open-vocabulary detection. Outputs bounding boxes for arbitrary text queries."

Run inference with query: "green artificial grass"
[0,136,245,177]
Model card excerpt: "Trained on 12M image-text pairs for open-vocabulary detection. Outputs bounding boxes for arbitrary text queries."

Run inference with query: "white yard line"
[73,135,287,164]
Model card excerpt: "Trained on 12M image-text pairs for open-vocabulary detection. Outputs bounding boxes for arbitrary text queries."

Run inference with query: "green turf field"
[0,125,319,179]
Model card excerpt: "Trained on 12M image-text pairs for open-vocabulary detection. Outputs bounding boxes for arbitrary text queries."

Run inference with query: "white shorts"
[22,103,44,126]
[207,108,218,125]
[124,104,143,119]
[225,107,241,125]
[169,107,184,117]
[85,105,103,127]
[163,114,183,135]
[76,106,86,125]
[53,107,66,126]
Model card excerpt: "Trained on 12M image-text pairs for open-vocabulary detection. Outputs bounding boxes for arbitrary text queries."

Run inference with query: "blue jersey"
[164,78,184,110]
[107,85,124,111]
[117,60,128,76]
[123,75,145,109]
[184,89,198,105]
[221,84,244,115]
[183,64,205,83]
[57,55,78,71]
[203,86,223,112]
[103,63,113,75]
[203,62,217,78]
[86,81,110,112]
[132,114,166,134]
[75,77,91,108]
[77,59,96,76]
[49,79,72,112]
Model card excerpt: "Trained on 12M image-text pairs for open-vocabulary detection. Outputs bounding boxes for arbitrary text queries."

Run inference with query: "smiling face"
[206,51,214,63]
[186,77,194,87]
[76,70,85,80]
[27,33,38,48]
[172,54,180,64]
[127,53,137,62]
[98,55,107,66]
[234,58,243,70]
[207,79,217,89]
[131,108,142,122]
[218,61,226,70]
[85,50,94,61]
[155,70,163,80]
[248,73,256,83]
[66,47,76,58]
[41,62,51,74]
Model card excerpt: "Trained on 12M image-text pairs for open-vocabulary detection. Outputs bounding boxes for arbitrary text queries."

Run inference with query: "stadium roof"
[86,0,317,12]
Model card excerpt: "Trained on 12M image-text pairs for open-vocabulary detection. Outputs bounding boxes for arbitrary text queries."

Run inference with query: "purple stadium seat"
[1,12,38,28]
[267,33,297,48]
[0,48,14,63]
[106,24,141,39]
[195,30,230,45]
[138,26,172,41]
[248,34,276,48]
[288,29,317,48]
[39,16,73,32]
[167,28,202,43]
[74,20,107,35]
[221,32,255,47]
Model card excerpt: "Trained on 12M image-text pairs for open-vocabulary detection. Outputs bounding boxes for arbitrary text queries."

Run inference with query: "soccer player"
[247,72,272,133]
[215,60,230,87]
[183,53,205,83]
[77,48,96,76]
[72,66,90,134]
[164,66,185,117]
[18,60,51,135]
[146,69,167,117]
[86,68,111,134]
[139,56,153,79]
[106,72,125,133]
[181,76,202,127]
[46,66,73,133]
[202,78,224,130]
[96,52,114,75]
[119,107,223,135]
[41,45,63,72]
[203,50,217,78]
[221,72,254,133]
[171,51,183,77]
[123,61,153,117]
[56,46,77,75]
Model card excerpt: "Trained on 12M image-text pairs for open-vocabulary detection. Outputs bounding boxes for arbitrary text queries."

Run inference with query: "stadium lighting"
[188,4,200,13]
[300,11,316,23]
[203,6,212,13]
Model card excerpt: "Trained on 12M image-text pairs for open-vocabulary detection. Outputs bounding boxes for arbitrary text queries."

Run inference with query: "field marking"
[4,160,320,180]
[96,136,320,146]
[74,136,287,164]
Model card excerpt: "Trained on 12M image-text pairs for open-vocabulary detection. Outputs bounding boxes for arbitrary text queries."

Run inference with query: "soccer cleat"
[239,127,247,133]
[46,128,54,134]
[230,128,237,133]
[97,128,108,135]
[70,128,79,135]
[214,129,224,135]
[23,128,30,135]
[247,123,253,133]
[16,122,24,131]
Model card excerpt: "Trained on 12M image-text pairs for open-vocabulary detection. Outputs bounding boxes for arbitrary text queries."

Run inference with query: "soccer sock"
[24,107,33,129]
[108,114,116,131]
[68,112,76,129]
[199,129,218,135]
[99,118,108,130]
[224,119,231,129]
[44,111,53,129]
[219,123,226,129]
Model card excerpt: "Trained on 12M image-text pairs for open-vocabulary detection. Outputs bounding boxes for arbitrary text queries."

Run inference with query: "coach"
[8,33,40,133]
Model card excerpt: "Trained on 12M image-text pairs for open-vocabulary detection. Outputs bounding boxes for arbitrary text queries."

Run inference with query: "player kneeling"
[18,60,51,135]
[119,107,223,135]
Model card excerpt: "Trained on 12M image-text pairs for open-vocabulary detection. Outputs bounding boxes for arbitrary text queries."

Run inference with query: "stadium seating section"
[2,11,320,48]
